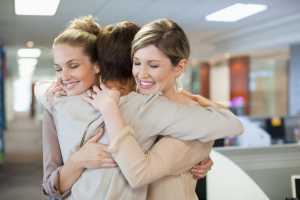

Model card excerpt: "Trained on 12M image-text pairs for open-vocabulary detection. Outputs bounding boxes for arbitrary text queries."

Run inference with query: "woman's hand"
[83,84,121,113]
[83,83,126,141]
[45,79,66,104]
[190,157,213,179]
[70,131,117,169]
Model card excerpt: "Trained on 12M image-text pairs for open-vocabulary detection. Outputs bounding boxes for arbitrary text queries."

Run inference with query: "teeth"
[140,81,153,86]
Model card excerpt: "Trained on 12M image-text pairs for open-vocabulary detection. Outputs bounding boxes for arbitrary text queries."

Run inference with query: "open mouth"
[139,80,155,89]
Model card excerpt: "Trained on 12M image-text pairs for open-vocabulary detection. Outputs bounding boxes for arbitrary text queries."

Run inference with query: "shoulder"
[34,81,54,111]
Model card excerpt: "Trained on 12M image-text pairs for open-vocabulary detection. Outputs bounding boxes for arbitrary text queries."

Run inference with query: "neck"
[162,86,181,102]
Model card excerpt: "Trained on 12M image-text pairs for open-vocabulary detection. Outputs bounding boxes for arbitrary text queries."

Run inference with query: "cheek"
[82,69,97,84]
[152,69,169,82]
[157,71,176,85]
[132,67,138,77]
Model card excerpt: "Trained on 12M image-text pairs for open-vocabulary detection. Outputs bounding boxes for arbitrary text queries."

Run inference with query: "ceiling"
[1,0,300,78]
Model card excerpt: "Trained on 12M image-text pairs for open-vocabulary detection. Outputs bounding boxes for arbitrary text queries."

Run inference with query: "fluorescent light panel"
[206,3,267,22]
[18,48,41,58]
[18,58,38,66]
[18,65,36,78]
[15,0,60,16]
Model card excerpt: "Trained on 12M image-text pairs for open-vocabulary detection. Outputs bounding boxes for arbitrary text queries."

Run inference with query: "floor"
[0,112,47,200]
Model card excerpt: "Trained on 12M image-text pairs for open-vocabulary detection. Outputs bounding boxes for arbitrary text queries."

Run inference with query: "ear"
[93,63,100,74]
[174,58,188,78]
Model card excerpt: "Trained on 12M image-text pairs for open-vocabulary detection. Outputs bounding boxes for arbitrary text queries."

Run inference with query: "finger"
[56,77,63,85]
[82,95,93,104]
[99,151,114,159]
[99,82,109,91]
[193,174,205,180]
[46,82,59,95]
[86,90,94,98]
[87,132,103,143]
[191,168,206,175]
[201,160,213,169]
[101,158,118,167]
[191,165,202,171]
[195,174,206,179]
[54,89,66,97]
[201,157,212,165]
[102,158,117,164]
[59,90,67,96]
[101,163,118,168]
[95,144,110,153]
[192,169,206,176]
[52,85,64,93]
[92,85,101,94]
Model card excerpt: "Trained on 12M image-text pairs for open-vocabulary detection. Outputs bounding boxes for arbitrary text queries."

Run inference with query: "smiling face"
[132,45,184,96]
[53,44,99,96]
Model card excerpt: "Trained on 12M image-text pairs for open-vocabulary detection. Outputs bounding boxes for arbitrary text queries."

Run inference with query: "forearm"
[42,110,71,198]
[109,127,167,188]
[58,158,84,194]
[109,126,213,188]
[101,102,126,140]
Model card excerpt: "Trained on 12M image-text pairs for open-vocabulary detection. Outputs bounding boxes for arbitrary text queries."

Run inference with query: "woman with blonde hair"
[82,18,242,199]
[39,17,243,200]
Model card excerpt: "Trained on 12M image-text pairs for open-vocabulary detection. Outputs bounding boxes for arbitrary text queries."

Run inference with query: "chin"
[138,88,156,95]
[65,89,83,96]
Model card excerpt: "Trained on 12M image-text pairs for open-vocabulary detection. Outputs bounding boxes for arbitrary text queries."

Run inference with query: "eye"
[69,63,80,68]
[54,66,62,72]
[133,61,141,66]
[149,64,159,68]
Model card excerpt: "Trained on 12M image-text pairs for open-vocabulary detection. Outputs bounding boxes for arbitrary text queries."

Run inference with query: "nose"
[138,65,149,79]
[61,68,70,81]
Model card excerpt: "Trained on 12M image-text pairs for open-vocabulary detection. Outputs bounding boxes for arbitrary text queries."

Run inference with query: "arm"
[108,128,213,188]
[163,102,243,142]
[42,109,75,198]
[84,87,243,143]
[144,92,243,141]
[42,110,115,197]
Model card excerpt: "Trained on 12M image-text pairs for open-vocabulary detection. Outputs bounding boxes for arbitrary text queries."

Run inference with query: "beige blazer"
[37,84,243,200]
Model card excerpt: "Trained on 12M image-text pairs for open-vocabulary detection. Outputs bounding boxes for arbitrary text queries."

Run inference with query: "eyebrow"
[133,57,160,62]
[53,59,79,67]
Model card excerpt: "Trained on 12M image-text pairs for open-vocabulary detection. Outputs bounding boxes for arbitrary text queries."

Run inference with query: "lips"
[139,80,155,89]
[63,81,80,90]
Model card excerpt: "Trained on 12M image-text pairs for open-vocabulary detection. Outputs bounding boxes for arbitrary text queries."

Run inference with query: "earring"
[175,76,183,92]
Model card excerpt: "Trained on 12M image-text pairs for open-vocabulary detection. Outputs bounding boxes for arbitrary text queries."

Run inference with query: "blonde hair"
[132,18,190,66]
[53,16,100,63]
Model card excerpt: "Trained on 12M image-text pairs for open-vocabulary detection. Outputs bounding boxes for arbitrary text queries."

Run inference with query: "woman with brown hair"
[38,17,243,200]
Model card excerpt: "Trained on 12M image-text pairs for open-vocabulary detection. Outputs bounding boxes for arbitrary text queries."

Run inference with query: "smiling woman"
[52,16,100,96]
[132,44,185,96]
[52,44,99,96]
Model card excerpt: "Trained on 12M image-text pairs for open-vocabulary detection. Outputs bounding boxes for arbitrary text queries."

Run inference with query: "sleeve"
[108,126,213,188]
[34,81,53,112]
[137,95,244,142]
[42,110,71,199]
[161,105,244,142]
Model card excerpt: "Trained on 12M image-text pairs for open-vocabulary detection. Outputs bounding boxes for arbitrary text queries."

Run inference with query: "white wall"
[209,63,230,105]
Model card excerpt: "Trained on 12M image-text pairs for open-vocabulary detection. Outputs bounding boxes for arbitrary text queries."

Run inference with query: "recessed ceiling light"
[18,48,41,58]
[15,0,60,16]
[26,41,34,48]
[206,3,267,22]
